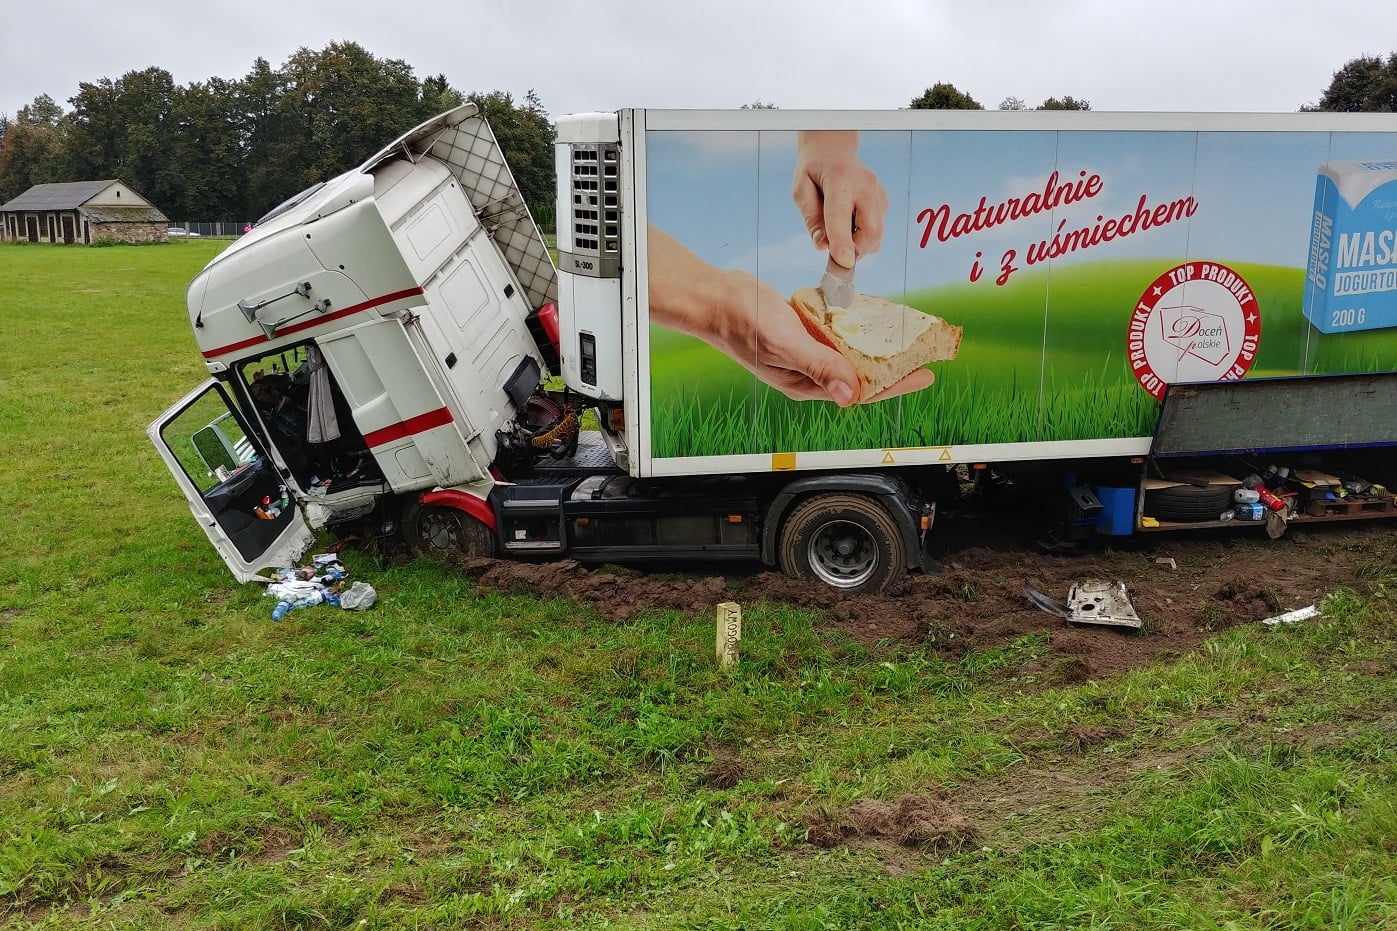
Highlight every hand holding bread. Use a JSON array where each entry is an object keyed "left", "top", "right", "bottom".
[
  {"left": 788, "top": 287, "right": 961, "bottom": 404},
  {"left": 648, "top": 228, "right": 860, "bottom": 406}
]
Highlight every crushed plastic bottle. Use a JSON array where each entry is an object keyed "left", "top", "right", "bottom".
[{"left": 271, "top": 600, "right": 292, "bottom": 621}]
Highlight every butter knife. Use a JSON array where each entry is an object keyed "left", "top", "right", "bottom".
[{"left": 820, "top": 254, "right": 856, "bottom": 309}]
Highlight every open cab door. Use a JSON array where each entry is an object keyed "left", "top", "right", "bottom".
[{"left": 148, "top": 379, "right": 314, "bottom": 582}]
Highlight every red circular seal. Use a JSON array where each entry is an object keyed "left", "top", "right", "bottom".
[{"left": 1127, "top": 261, "right": 1263, "bottom": 400}]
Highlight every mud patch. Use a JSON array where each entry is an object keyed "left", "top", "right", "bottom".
[
  {"left": 806, "top": 793, "right": 980, "bottom": 851},
  {"left": 700, "top": 741, "right": 746, "bottom": 790},
  {"left": 1206, "top": 581, "right": 1284, "bottom": 628},
  {"left": 454, "top": 524, "right": 1397, "bottom": 683},
  {"left": 1061, "top": 723, "right": 1125, "bottom": 752},
  {"left": 459, "top": 557, "right": 728, "bottom": 622}
]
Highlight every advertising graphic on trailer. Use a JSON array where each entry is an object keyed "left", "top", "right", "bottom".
[{"left": 642, "top": 125, "right": 1397, "bottom": 461}]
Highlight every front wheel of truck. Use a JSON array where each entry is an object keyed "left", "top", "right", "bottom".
[
  {"left": 406, "top": 504, "right": 497, "bottom": 559},
  {"left": 778, "top": 493, "right": 905, "bottom": 593}
]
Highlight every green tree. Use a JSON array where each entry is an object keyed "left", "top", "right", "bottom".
[
  {"left": 419, "top": 73, "right": 465, "bottom": 120},
  {"left": 1038, "top": 95, "right": 1091, "bottom": 111},
  {"left": 1307, "top": 53, "right": 1397, "bottom": 111},
  {"left": 272, "top": 42, "right": 424, "bottom": 194},
  {"left": 467, "top": 89, "right": 555, "bottom": 215},
  {"left": 18, "top": 94, "right": 64, "bottom": 127},
  {"left": 65, "top": 68, "right": 176, "bottom": 201},
  {"left": 160, "top": 78, "right": 244, "bottom": 219},
  {"left": 910, "top": 83, "right": 983, "bottom": 110},
  {"left": 0, "top": 95, "right": 70, "bottom": 203},
  {"left": 239, "top": 56, "right": 294, "bottom": 216}
]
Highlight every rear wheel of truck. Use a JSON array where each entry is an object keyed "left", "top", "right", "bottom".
[
  {"left": 779, "top": 493, "right": 905, "bottom": 593},
  {"left": 407, "top": 505, "right": 497, "bottom": 559}
]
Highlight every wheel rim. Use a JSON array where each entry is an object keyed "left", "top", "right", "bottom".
[
  {"left": 806, "top": 519, "right": 878, "bottom": 588},
  {"left": 418, "top": 509, "right": 463, "bottom": 554}
]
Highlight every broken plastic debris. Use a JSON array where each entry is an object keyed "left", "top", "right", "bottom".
[
  {"left": 339, "top": 581, "right": 377, "bottom": 610},
  {"left": 1261, "top": 604, "right": 1320, "bottom": 626},
  {"left": 1024, "top": 580, "right": 1142, "bottom": 630},
  {"left": 1023, "top": 582, "right": 1070, "bottom": 618},
  {"left": 1066, "top": 580, "right": 1142, "bottom": 630}
]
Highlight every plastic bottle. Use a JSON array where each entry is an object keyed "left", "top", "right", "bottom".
[{"left": 271, "top": 600, "right": 292, "bottom": 621}]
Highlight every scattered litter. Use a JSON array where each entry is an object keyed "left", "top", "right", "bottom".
[
  {"left": 339, "top": 581, "right": 378, "bottom": 611},
  {"left": 1154, "top": 557, "right": 1177, "bottom": 570},
  {"left": 1024, "top": 580, "right": 1142, "bottom": 630},
  {"left": 263, "top": 554, "right": 375, "bottom": 619},
  {"left": 1261, "top": 604, "right": 1321, "bottom": 626}
]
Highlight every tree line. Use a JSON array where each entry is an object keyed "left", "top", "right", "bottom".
[
  {"left": 0, "top": 42, "right": 554, "bottom": 223},
  {"left": 1, "top": 46, "right": 1391, "bottom": 224},
  {"left": 910, "top": 52, "right": 1397, "bottom": 113}
]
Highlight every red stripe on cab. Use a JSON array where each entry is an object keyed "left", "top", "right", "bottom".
[
  {"left": 202, "top": 287, "right": 425, "bottom": 359},
  {"left": 362, "top": 406, "right": 454, "bottom": 448}
]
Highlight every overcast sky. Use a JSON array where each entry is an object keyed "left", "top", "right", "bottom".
[{"left": 1, "top": 1, "right": 1392, "bottom": 120}]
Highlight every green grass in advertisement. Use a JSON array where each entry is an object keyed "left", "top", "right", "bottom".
[{"left": 650, "top": 259, "right": 1397, "bottom": 459}]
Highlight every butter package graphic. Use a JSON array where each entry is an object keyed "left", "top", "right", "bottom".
[{"left": 1304, "top": 160, "right": 1397, "bottom": 333}]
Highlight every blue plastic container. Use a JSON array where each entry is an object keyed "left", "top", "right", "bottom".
[{"left": 1094, "top": 486, "right": 1137, "bottom": 535}]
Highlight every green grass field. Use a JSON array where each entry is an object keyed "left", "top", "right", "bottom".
[{"left": 2, "top": 242, "right": 1397, "bottom": 928}]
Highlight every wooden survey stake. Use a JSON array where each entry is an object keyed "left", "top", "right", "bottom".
[{"left": 715, "top": 602, "right": 741, "bottom": 669}]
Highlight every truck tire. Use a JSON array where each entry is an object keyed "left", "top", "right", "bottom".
[
  {"left": 408, "top": 505, "right": 497, "bottom": 558},
  {"left": 1143, "top": 483, "right": 1237, "bottom": 522},
  {"left": 778, "top": 493, "right": 905, "bottom": 593}
]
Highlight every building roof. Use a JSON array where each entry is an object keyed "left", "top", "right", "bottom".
[
  {"left": 85, "top": 205, "right": 168, "bottom": 223},
  {"left": 0, "top": 180, "right": 120, "bottom": 211}
]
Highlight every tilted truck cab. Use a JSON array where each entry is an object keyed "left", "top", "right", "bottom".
[
  {"left": 153, "top": 106, "right": 1397, "bottom": 592},
  {"left": 149, "top": 104, "right": 558, "bottom": 581}
]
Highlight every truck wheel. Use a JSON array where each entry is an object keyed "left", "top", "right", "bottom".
[
  {"left": 779, "top": 493, "right": 905, "bottom": 593},
  {"left": 408, "top": 505, "right": 497, "bottom": 558}
]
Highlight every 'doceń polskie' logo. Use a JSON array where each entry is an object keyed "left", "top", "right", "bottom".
[{"left": 1127, "top": 261, "right": 1262, "bottom": 400}]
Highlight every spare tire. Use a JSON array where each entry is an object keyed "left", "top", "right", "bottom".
[{"left": 1144, "top": 483, "right": 1238, "bottom": 522}]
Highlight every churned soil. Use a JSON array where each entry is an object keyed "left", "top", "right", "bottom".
[{"left": 456, "top": 519, "right": 1396, "bottom": 680}]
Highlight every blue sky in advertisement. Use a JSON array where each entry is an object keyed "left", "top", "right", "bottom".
[{"left": 646, "top": 128, "right": 1397, "bottom": 304}]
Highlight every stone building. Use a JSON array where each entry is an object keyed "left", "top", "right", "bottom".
[{"left": 0, "top": 180, "right": 168, "bottom": 244}]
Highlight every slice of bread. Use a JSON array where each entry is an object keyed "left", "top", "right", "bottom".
[{"left": 789, "top": 287, "right": 961, "bottom": 402}]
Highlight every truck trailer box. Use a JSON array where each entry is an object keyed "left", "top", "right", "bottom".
[{"left": 553, "top": 109, "right": 1397, "bottom": 480}]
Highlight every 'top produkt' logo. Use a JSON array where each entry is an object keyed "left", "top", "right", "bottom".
[{"left": 1127, "top": 261, "right": 1262, "bottom": 399}]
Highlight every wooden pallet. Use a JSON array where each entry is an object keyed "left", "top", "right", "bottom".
[{"left": 1304, "top": 495, "right": 1395, "bottom": 517}]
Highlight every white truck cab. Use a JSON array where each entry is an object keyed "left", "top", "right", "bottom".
[{"left": 150, "top": 105, "right": 563, "bottom": 581}]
